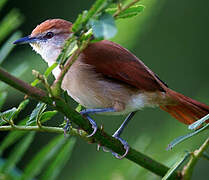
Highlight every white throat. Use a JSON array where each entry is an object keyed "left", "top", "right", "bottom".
[{"left": 30, "top": 42, "right": 62, "bottom": 77}]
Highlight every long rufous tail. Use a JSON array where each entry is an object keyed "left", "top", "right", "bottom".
[{"left": 160, "top": 89, "right": 209, "bottom": 125}]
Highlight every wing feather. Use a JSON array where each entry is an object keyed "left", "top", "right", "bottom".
[{"left": 82, "top": 40, "right": 166, "bottom": 92}]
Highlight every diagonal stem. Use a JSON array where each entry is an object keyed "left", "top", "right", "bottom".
[
  {"left": 114, "top": 0, "right": 141, "bottom": 18},
  {"left": 182, "top": 137, "right": 209, "bottom": 179}
]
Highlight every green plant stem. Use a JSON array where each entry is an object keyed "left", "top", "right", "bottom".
[
  {"left": 0, "top": 124, "right": 91, "bottom": 142},
  {"left": 52, "top": 48, "right": 81, "bottom": 94},
  {"left": 0, "top": 67, "right": 180, "bottom": 179},
  {"left": 182, "top": 137, "right": 209, "bottom": 180},
  {"left": 114, "top": 0, "right": 141, "bottom": 17}
]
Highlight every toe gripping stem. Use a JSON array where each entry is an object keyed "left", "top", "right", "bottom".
[
  {"left": 99, "top": 112, "right": 136, "bottom": 159},
  {"left": 80, "top": 108, "right": 115, "bottom": 137},
  {"left": 101, "top": 135, "right": 130, "bottom": 159}
]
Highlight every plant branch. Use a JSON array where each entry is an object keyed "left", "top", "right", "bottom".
[
  {"left": 0, "top": 67, "right": 180, "bottom": 179},
  {"left": 0, "top": 124, "right": 91, "bottom": 142},
  {"left": 114, "top": 0, "right": 141, "bottom": 18},
  {"left": 51, "top": 48, "right": 81, "bottom": 96},
  {"left": 182, "top": 137, "right": 209, "bottom": 179}
]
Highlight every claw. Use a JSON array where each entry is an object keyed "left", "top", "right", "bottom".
[
  {"left": 81, "top": 113, "right": 98, "bottom": 137},
  {"left": 93, "top": 111, "right": 134, "bottom": 159},
  {"left": 98, "top": 136, "right": 129, "bottom": 159},
  {"left": 86, "top": 122, "right": 97, "bottom": 137},
  {"left": 112, "top": 136, "right": 129, "bottom": 159},
  {"left": 80, "top": 108, "right": 115, "bottom": 137}
]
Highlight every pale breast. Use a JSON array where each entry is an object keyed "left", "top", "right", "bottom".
[{"left": 57, "top": 56, "right": 156, "bottom": 115}]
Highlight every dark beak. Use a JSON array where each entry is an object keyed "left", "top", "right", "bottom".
[{"left": 13, "top": 36, "right": 37, "bottom": 45}]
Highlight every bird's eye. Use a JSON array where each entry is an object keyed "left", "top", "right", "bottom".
[{"left": 44, "top": 32, "right": 54, "bottom": 39}]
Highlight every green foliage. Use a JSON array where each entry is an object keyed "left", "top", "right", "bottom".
[
  {"left": 106, "top": 5, "right": 144, "bottom": 19},
  {"left": 90, "top": 13, "right": 117, "bottom": 39},
  {"left": 72, "top": 0, "right": 111, "bottom": 33},
  {"left": 41, "top": 138, "right": 76, "bottom": 180},
  {"left": 56, "top": 37, "right": 77, "bottom": 65},
  {"left": 0, "top": 2, "right": 77, "bottom": 180},
  {"left": 162, "top": 152, "right": 190, "bottom": 180},
  {"left": 21, "top": 135, "right": 75, "bottom": 180},
  {"left": 0, "top": 91, "right": 7, "bottom": 110},
  {"left": 0, "top": 132, "right": 35, "bottom": 174},
  {"left": 31, "top": 62, "right": 58, "bottom": 87},
  {"left": 167, "top": 123, "right": 209, "bottom": 150},
  {"left": 0, "top": 9, "right": 23, "bottom": 43},
  {"left": 27, "top": 102, "right": 47, "bottom": 125},
  {"left": 0, "top": 117, "right": 29, "bottom": 156},
  {"left": 189, "top": 114, "right": 209, "bottom": 130},
  {"left": 0, "top": 0, "right": 7, "bottom": 11},
  {"left": 0, "top": 100, "right": 29, "bottom": 126},
  {"left": 0, "top": 108, "right": 17, "bottom": 125},
  {"left": 39, "top": 110, "right": 57, "bottom": 123},
  {"left": 0, "top": 32, "right": 22, "bottom": 65}
]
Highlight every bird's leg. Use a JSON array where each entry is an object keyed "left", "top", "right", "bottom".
[
  {"left": 102, "top": 111, "right": 137, "bottom": 159},
  {"left": 80, "top": 108, "right": 115, "bottom": 137}
]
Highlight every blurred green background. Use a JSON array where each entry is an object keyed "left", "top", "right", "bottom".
[{"left": 1, "top": 0, "right": 209, "bottom": 179}]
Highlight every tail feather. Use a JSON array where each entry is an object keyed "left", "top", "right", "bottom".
[{"left": 160, "top": 89, "right": 209, "bottom": 125}]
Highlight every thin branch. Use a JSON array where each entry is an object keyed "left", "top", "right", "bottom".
[
  {"left": 182, "top": 137, "right": 209, "bottom": 180},
  {"left": 0, "top": 67, "right": 180, "bottom": 179},
  {"left": 0, "top": 124, "right": 91, "bottom": 142},
  {"left": 114, "top": 0, "right": 141, "bottom": 18},
  {"left": 0, "top": 68, "right": 47, "bottom": 100},
  {"left": 51, "top": 48, "right": 81, "bottom": 95}
]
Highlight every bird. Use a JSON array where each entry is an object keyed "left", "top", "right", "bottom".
[{"left": 14, "top": 19, "right": 209, "bottom": 158}]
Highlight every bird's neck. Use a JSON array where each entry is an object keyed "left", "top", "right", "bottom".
[
  {"left": 30, "top": 43, "right": 62, "bottom": 77},
  {"left": 30, "top": 42, "right": 61, "bottom": 65},
  {"left": 31, "top": 44, "right": 61, "bottom": 77}
]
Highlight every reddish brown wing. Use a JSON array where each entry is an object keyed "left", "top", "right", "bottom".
[{"left": 82, "top": 40, "right": 165, "bottom": 92}]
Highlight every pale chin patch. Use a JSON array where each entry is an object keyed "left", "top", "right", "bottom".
[
  {"left": 30, "top": 42, "right": 61, "bottom": 65},
  {"left": 30, "top": 43, "right": 41, "bottom": 55},
  {"left": 30, "top": 42, "right": 61, "bottom": 78}
]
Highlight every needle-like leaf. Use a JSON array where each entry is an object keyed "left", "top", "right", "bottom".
[
  {"left": 0, "top": 132, "right": 35, "bottom": 173},
  {"left": 0, "top": 31, "right": 22, "bottom": 65},
  {"left": 188, "top": 114, "right": 209, "bottom": 130},
  {"left": 27, "top": 102, "right": 47, "bottom": 126},
  {"left": 167, "top": 123, "right": 209, "bottom": 150},
  {"left": 21, "top": 135, "right": 69, "bottom": 180},
  {"left": 162, "top": 152, "right": 190, "bottom": 180},
  {"left": 0, "top": 91, "right": 7, "bottom": 110},
  {"left": 41, "top": 138, "right": 76, "bottom": 180}
]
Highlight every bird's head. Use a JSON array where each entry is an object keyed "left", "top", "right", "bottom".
[{"left": 14, "top": 19, "right": 72, "bottom": 64}]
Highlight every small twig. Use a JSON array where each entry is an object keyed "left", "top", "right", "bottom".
[
  {"left": 114, "top": 0, "right": 141, "bottom": 18},
  {"left": 162, "top": 152, "right": 190, "bottom": 180},
  {"left": 0, "top": 124, "right": 92, "bottom": 142},
  {"left": 2, "top": 117, "right": 15, "bottom": 127},
  {"left": 182, "top": 137, "right": 209, "bottom": 180},
  {"left": 32, "top": 70, "right": 52, "bottom": 97}
]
